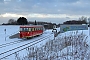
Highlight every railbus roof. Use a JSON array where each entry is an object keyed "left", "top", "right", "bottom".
[{"left": 20, "top": 25, "right": 43, "bottom": 28}]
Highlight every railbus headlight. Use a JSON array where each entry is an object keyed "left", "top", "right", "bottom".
[{"left": 28, "top": 32, "right": 29, "bottom": 34}]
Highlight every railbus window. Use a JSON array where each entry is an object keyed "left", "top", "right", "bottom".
[
  {"left": 32, "top": 28, "right": 34, "bottom": 31},
  {"left": 34, "top": 28, "right": 36, "bottom": 31},
  {"left": 35, "top": 28, "right": 37, "bottom": 31},
  {"left": 31, "top": 28, "right": 32, "bottom": 31},
  {"left": 39, "top": 28, "right": 40, "bottom": 30},
  {"left": 40, "top": 28, "right": 41, "bottom": 30},
  {"left": 38, "top": 28, "right": 39, "bottom": 30},
  {"left": 35, "top": 28, "right": 36, "bottom": 31},
  {"left": 40, "top": 27, "right": 42, "bottom": 30},
  {"left": 29, "top": 28, "right": 31, "bottom": 31},
  {"left": 24, "top": 28, "right": 29, "bottom": 31},
  {"left": 39, "top": 28, "right": 41, "bottom": 30},
  {"left": 37, "top": 28, "right": 39, "bottom": 30},
  {"left": 36, "top": 28, "right": 38, "bottom": 31}
]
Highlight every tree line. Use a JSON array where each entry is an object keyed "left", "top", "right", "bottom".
[
  {"left": 2, "top": 16, "right": 90, "bottom": 25},
  {"left": 2, "top": 17, "right": 28, "bottom": 25},
  {"left": 63, "top": 16, "right": 88, "bottom": 24},
  {"left": 2, "top": 17, "right": 54, "bottom": 25}
]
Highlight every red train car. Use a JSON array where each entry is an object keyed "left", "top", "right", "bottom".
[{"left": 19, "top": 25, "right": 43, "bottom": 39}]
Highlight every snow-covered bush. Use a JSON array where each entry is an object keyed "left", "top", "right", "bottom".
[{"left": 15, "top": 31, "right": 90, "bottom": 60}]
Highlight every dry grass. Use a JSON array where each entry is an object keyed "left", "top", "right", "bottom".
[{"left": 15, "top": 31, "right": 90, "bottom": 60}]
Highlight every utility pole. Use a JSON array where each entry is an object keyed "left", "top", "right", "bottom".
[
  {"left": 4, "top": 29, "right": 6, "bottom": 41},
  {"left": 52, "top": 29, "right": 57, "bottom": 40},
  {"left": 88, "top": 18, "right": 90, "bottom": 36}
]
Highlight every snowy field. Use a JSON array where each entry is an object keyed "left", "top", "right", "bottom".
[
  {"left": 0, "top": 25, "right": 54, "bottom": 60},
  {"left": 0, "top": 25, "right": 90, "bottom": 60},
  {"left": 0, "top": 25, "right": 20, "bottom": 43}
]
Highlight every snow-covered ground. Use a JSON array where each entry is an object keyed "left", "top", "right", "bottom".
[
  {"left": 0, "top": 25, "right": 90, "bottom": 60},
  {"left": 0, "top": 25, "right": 55, "bottom": 60},
  {"left": 0, "top": 25, "right": 20, "bottom": 43}
]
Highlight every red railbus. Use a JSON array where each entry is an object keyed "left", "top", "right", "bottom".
[{"left": 19, "top": 25, "right": 43, "bottom": 39}]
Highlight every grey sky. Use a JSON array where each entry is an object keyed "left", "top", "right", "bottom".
[{"left": 0, "top": 0, "right": 90, "bottom": 24}]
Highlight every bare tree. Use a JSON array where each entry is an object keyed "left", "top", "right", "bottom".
[
  {"left": 79, "top": 16, "right": 87, "bottom": 24},
  {"left": 8, "top": 19, "right": 15, "bottom": 24}
]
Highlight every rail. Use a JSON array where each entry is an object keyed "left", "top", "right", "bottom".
[
  {"left": 0, "top": 40, "right": 24, "bottom": 48},
  {"left": 0, "top": 34, "right": 52, "bottom": 60}
]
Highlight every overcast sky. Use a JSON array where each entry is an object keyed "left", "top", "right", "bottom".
[{"left": 0, "top": 0, "right": 90, "bottom": 24}]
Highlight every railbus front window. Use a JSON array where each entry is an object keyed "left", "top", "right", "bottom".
[
  {"left": 20, "top": 28, "right": 29, "bottom": 31},
  {"left": 20, "top": 28, "right": 24, "bottom": 31},
  {"left": 20, "top": 28, "right": 22, "bottom": 31}
]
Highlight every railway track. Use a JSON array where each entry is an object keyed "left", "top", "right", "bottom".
[
  {"left": 0, "top": 40, "right": 24, "bottom": 48},
  {"left": 0, "top": 34, "right": 45, "bottom": 48},
  {"left": 0, "top": 34, "right": 53, "bottom": 60},
  {"left": 0, "top": 29, "right": 59, "bottom": 49}
]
